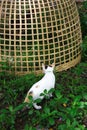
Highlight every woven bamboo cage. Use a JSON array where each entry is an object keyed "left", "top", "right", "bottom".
[{"left": 0, "top": 0, "right": 82, "bottom": 75}]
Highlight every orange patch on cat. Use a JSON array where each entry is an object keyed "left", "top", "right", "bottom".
[
  {"left": 24, "top": 91, "right": 33, "bottom": 103},
  {"left": 24, "top": 97, "right": 29, "bottom": 103}
]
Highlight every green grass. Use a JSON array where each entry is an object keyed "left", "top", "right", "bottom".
[{"left": 0, "top": 36, "right": 87, "bottom": 130}]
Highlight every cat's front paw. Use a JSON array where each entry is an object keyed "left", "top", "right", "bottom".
[{"left": 36, "top": 106, "right": 42, "bottom": 110}]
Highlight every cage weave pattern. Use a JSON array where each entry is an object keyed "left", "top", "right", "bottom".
[{"left": 0, "top": 0, "right": 82, "bottom": 75}]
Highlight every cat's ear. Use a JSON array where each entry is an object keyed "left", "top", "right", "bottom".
[
  {"left": 42, "top": 63, "right": 45, "bottom": 72},
  {"left": 51, "top": 63, "right": 55, "bottom": 69}
]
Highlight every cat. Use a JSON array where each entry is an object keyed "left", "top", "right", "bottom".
[{"left": 24, "top": 63, "right": 55, "bottom": 110}]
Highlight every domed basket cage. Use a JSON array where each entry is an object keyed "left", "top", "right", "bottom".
[{"left": 0, "top": 0, "right": 82, "bottom": 75}]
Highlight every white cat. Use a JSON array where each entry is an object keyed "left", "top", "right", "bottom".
[{"left": 24, "top": 63, "right": 55, "bottom": 109}]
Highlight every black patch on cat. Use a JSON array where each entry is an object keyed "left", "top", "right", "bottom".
[
  {"left": 45, "top": 65, "right": 52, "bottom": 69},
  {"left": 29, "top": 91, "right": 33, "bottom": 95},
  {"left": 45, "top": 65, "right": 48, "bottom": 69}
]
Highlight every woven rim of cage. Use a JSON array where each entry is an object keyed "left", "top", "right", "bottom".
[{"left": 0, "top": 0, "right": 82, "bottom": 75}]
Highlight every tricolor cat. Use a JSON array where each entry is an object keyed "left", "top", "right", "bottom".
[{"left": 24, "top": 63, "right": 55, "bottom": 109}]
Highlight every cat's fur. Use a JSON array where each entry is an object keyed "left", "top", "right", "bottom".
[{"left": 24, "top": 63, "right": 55, "bottom": 109}]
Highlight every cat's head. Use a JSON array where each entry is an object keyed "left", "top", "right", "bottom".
[{"left": 42, "top": 63, "right": 55, "bottom": 73}]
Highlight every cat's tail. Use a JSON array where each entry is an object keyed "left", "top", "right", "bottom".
[
  {"left": 19, "top": 91, "right": 33, "bottom": 112},
  {"left": 24, "top": 91, "right": 33, "bottom": 103}
]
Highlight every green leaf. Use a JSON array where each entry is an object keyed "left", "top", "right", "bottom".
[
  {"left": 44, "top": 89, "right": 48, "bottom": 94},
  {"left": 40, "top": 93, "right": 44, "bottom": 96},
  {"left": 14, "top": 104, "right": 25, "bottom": 112},
  {"left": 84, "top": 102, "right": 87, "bottom": 105},
  {"left": 66, "top": 119, "right": 70, "bottom": 127},
  {"left": 48, "top": 88, "right": 55, "bottom": 94},
  {"left": 49, "top": 117, "right": 55, "bottom": 126},
  {"left": 79, "top": 101, "right": 85, "bottom": 108},
  {"left": 51, "top": 110, "right": 58, "bottom": 115},
  {"left": 83, "top": 94, "right": 87, "bottom": 100},
  {"left": 24, "top": 124, "right": 35, "bottom": 130},
  {"left": 72, "top": 96, "right": 81, "bottom": 106},
  {"left": 8, "top": 106, "right": 13, "bottom": 112},
  {"left": 28, "top": 110, "right": 33, "bottom": 115},
  {"left": 34, "top": 98, "right": 42, "bottom": 103},
  {"left": 55, "top": 90, "right": 62, "bottom": 99},
  {"left": 44, "top": 107, "right": 50, "bottom": 114}
]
